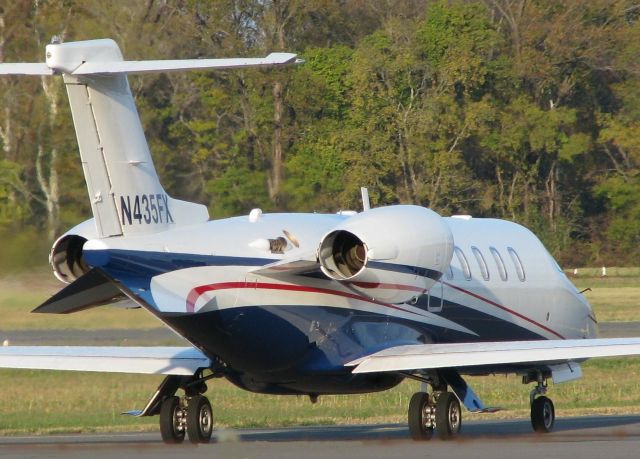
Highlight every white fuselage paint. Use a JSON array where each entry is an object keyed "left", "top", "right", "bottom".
[{"left": 81, "top": 211, "right": 596, "bottom": 344}]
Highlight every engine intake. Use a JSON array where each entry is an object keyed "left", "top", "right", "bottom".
[
  {"left": 318, "top": 205, "right": 453, "bottom": 303},
  {"left": 319, "top": 230, "right": 367, "bottom": 280},
  {"left": 50, "top": 234, "right": 90, "bottom": 283}
]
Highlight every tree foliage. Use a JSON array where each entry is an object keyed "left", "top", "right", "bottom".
[{"left": 1, "top": 0, "right": 640, "bottom": 266}]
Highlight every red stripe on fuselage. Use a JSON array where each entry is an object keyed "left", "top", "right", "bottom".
[
  {"left": 443, "top": 282, "right": 565, "bottom": 339},
  {"left": 186, "top": 280, "right": 564, "bottom": 339},
  {"left": 186, "top": 281, "right": 426, "bottom": 317}
]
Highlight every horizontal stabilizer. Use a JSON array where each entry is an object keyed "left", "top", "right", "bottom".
[
  {"left": 0, "top": 346, "right": 209, "bottom": 375},
  {"left": 32, "top": 268, "right": 126, "bottom": 314},
  {"left": 0, "top": 48, "right": 298, "bottom": 77},
  {"left": 347, "top": 338, "right": 640, "bottom": 374},
  {"left": 0, "top": 63, "right": 53, "bottom": 75},
  {"left": 73, "top": 53, "right": 299, "bottom": 75}
]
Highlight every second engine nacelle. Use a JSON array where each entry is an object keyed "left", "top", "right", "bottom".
[
  {"left": 318, "top": 205, "right": 453, "bottom": 303},
  {"left": 49, "top": 219, "right": 97, "bottom": 283}
]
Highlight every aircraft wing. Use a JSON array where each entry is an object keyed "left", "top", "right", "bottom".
[
  {"left": 347, "top": 338, "right": 640, "bottom": 374},
  {"left": 0, "top": 346, "right": 210, "bottom": 375},
  {"left": 249, "top": 252, "right": 323, "bottom": 278}
]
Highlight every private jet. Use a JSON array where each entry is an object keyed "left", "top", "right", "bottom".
[{"left": 1, "top": 38, "right": 640, "bottom": 444}]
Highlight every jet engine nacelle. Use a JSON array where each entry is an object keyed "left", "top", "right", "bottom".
[
  {"left": 49, "top": 219, "right": 97, "bottom": 283},
  {"left": 318, "top": 205, "right": 454, "bottom": 303}
]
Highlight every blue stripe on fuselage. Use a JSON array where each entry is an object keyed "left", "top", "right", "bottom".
[
  {"left": 83, "top": 248, "right": 443, "bottom": 290},
  {"left": 367, "top": 260, "right": 442, "bottom": 281}
]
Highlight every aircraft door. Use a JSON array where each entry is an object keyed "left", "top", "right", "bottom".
[{"left": 427, "top": 280, "right": 444, "bottom": 313}]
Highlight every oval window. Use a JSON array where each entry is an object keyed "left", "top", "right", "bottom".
[
  {"left": 507, "top": 247, "right": 526, "bottom": 282},
  {"left": 471, "top": 246, "right": 490, "bottom": 281},
  {"left": 490, "top": 247, "right": 508, "bottom": 281},
  {"left": 454, "top": 246, "right": 472, "bottom": 281}
]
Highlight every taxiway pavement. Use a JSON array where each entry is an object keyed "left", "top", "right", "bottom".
[
  {"left": 1, "top": 417, "right": 640, "bottom": 459},
  {"left": 1, "top": 324, "right": 639, "bottom": 458}
]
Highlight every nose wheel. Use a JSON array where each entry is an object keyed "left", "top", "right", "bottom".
[
  {"left": 527, "top": 372, "right": 555, "bottom": 433},
  {"left": 531, "top": 395, "right": 555, "bottom": 433}
]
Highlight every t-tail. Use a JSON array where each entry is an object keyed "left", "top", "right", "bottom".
[{"left": 0, "top": 38, "right": 299, "bottom": 237}]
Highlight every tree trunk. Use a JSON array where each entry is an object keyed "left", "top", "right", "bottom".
[
  {"left": 267, "top": 0, "right": 296, "bottom": 204},
  {"left": 269, "top": 79, "right": 284, "bottom": 201},
  {"left": 544, "top": 161, "right": 558, "bottom": 231},
  {"left": 37, "top": 75, "right": 61, "bottom": 240}
]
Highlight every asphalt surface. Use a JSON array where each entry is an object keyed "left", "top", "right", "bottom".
[{"left": 1, "top": 417, "right": 640, "bottom": 458}]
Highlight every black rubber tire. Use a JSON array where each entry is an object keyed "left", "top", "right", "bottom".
[
  {"left": 435, "top": 392, "right": 462, "bottom": 440},
  {"left": 531, "top": 396, "right": 555, "bottom": 433},
  {"left": 408, "top": 392, "right": 434, "bottom": 441},
  {"left": 159, "top": 396, "right": 185, "bottom": 444},
  {"left": 186, "top": 395, "right": 214, "bottom": 444}
]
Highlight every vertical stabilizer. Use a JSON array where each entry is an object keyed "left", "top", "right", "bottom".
[
  {"left": 0, "top": 38, "right": 299, "bottom": 238},
  {"left": 51, "top": 40, "right": 209, "bottom": 237}
]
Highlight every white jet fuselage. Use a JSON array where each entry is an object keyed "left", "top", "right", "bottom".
[{"left": 72, "top": 209, "right": 595, "bottom": 395}]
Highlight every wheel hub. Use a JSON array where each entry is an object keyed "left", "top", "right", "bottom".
[
  {"left": 174, "top": 406, "right": 186, "bottom": 433},
  {"left": 449, "top": 402, "right": 460, "bottom": 430},
  {"left": 421, "top": 403, "right": 436, "bottom": 430},
  {"left": 199, "top": 405, "right": 212, "bottom": 434}
]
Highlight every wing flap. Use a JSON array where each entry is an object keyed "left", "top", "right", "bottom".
[
  {"left": 347, "top": 338, "right": 640, "bottom": 374},
  {"left": 0, "top": 346, "right": 209, "bottom": 375}
]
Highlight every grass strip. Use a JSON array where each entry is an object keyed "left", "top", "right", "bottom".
[{"left": 1, "top": 357, "right": 640, "bottom": 434}]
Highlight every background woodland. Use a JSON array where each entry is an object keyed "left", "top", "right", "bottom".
[{"left": 1, "top": 0, "right": 640, "bottom": 268}]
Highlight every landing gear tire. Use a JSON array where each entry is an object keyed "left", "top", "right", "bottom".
[
  {"left": 186, "top": 395, "right": 213, "bottom": 444},
  {"left": 408, "top": 392, "right": 434, "bottom": 441},
  {"left": 159, "top": 396, "right": 186, "bottom": 444},
  {"left": 435, "top": 392, "right": 461, "bottom": 440},
  {"left": 531, "top": 395, "right": 555, "bottom": 433}
]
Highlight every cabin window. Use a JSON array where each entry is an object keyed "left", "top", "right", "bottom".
[
  {"left": 490, "top": 247, "right": 508, "bottom": 281},
  {"left": 454, "top": 246, "right": 472, "bottom": 280},
  {"left": 507, "top": 247, "right": 526, "bottom": 282},
  {"left": 471, "top": 246, "right": 490, "bottom": 281}
]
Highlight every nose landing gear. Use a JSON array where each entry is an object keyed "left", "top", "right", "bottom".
[{"left": 528, "top": 375, "right": 555, "bottom": 433}]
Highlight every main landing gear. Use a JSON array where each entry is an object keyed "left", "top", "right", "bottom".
[
  {"left": 132, "top": 371, "right": 218, "bottom": 444},
  {"left": 408, "top": 384, "right": 462, "bottom": 441},
  {"left": 159, "top": 393, "right": 213, "bottom": 444},
  {"left": 407, "top": 370, "right": 557, "bottom": 440}
]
